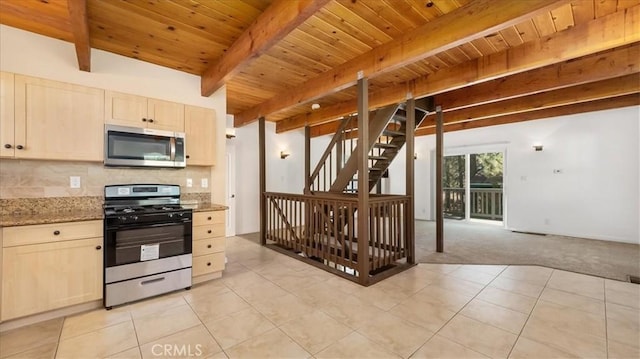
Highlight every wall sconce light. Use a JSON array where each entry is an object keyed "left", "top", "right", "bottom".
[
  {"left": 280, "top": 151, "right": 290, "bottom": 159},
  {"left": 533, "top": 144, "right": 544, "bottom": 151}
]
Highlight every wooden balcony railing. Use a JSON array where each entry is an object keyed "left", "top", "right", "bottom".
[
  {"left": 443, "top": 187, "right": 503, "bottom": 221},
  {"left": 265, "top": 192, "right": 413, "bottom": 285},
  {"left": 470, "top": 188, "right": 503, "bottom": 220}
]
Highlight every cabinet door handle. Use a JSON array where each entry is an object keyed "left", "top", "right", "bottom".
[
  {"left": 186, "top": 155, "right": 190, "bottom": 159},
  {"left": 96, "top": 245, "right": 102, "bottom": 250},
  {"left": 16, "top": 145, "right": 24, "bottom": 150},
  {"left": 207, "top": 216, "right": 212, "bottom": 220},
  {"left": 206, "top": 262, "right": 211, "bottom": 266},
  {"left": 207, "top": 230, "right": 212, "bottom": 234},
  {"left": 207, "top": 244, "right": 212, "bottom": 248},
  {"left": 148, "top": 119, "right": 154, "bottom": 123},
  {"left": 4, "top": 144, "right": 11, "bottom": 149},
  {"left": 53, "top": 230, "right": 60, "bottom": 235},
  {"left": 142, "top": 118, "right": 147, "bottom": 122}
]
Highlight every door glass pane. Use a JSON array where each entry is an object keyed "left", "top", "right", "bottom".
[
  {"left": 470, "top": 152, "right": 503, "bottom": 221},
  {"left": 443, "top": 155, "right": 466, "bottom": 219}
]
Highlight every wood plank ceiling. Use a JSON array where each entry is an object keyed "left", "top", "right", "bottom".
[{"left": 1, "top": 0, "right": 638, "bottom": 136}]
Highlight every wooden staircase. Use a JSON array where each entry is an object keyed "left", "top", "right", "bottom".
[
  {"left": 327, "top": 102, "right": 430, "bottom": 194},
  {"left": 264, "top": 97, "right": 433, "bottom": 286}
]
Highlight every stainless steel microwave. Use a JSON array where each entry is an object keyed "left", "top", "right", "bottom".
[{"left": 104, "top": 125, "right": 186, "bottom": 168}]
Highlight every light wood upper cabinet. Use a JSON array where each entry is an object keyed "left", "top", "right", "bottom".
[
  {"left": 1, "top": 237, "right": 103, "bottom": 321},
  {"left": 148, "top": 98, "right": 185, "bottom": 132},
  {"left": 105, "top": 91, "right": 185, "bottom": 132},
  {"left": 11, "top": 75, "right": 104, "bottom": 161},
  {"left": 104, "top": 91, "right": 147, "bottom": 127},
  {"left": 0, "top": 72, "right": 15, "bottom": 158},
  {"left": 184, "top": 105, "right": 216, "bottom": 166}
]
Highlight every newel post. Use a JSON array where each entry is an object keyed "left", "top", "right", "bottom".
[{"left": 356, "top": 75, "right": 370, "bottom": 285}]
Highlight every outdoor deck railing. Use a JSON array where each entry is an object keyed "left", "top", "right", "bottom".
[{"left": 443, "top": 187, "right": 503, "bottom": 220}]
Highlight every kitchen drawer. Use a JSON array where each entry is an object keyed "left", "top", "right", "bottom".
[
  {"left": 2, "top": 220, "right": 103, "bottom": 247},
  {"left": 192, "top": 252, "right": 225, "bottom": 277},
  {"left": 192, "top": 224, "right": 224, "bottom": 240},
  {"left": 193, "top": 237, "right": 225, "bottom": 256},
  {"left": 193, "top": 211, "right": 224, "bottom": 226}
]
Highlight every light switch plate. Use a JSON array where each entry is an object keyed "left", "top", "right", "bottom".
[
  {"left": 70, "top": 176, "right": 81, "bottom": 188},
  {"left": 186, "top": 178, "right": 193, "bottom": 187},
  {"left": 201, "top": 178, "right": 208, "bottom": 188}
]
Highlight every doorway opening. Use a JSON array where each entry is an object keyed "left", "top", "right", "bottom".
[{"left": 443, "top": 152, "right": 504, "bottom": 223}]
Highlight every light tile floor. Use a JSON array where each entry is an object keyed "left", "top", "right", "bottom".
[{"left": 1, "top": 236, "right": 639, "bottom": 359}]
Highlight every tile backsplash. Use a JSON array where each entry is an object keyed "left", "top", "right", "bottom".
[{"left": 0, "top": 159, "right": 212, "bottom": 199}]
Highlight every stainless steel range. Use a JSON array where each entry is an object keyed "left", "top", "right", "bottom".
[{"left": 103, "top": 184, "right": 192, "bottom": 309}]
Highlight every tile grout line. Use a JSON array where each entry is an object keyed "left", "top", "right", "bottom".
[
  {"left": 220, "top": 261, "right": 315, "bottom": 356},
  {"left": 127, "top": 309, "right": 143, "bottom": 357},
  {"left": 182, "top": 293, "right": 228, "bottom": 358},
  {"left": 504, "top": 268, "right": 554, "bottom": 358},
  {"left": 405, "top": 264, "right": 509, "bottom": 358},
  {"left": 253, "top": 260, "right": 346, "bottom": 358}
]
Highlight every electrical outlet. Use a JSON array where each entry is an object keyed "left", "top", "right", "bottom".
[
  {"left": 186, "top": 178, "right": 193, "bottom": 187},
  {"left": 201, "top": 178, "right": 208, "bottom": 188},
  {"left": 69, "top": 176, "right": 81, "bottom": 188}
]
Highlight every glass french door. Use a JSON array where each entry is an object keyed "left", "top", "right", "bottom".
[{"left": 443, "top": 152, "right": 504, "bottom": 222}]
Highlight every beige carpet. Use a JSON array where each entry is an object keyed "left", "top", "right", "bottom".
[{"left": 416, "top": 219, "right": 640, "bottom": 282}]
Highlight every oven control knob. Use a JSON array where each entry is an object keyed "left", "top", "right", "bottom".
[
  {"left": 132, "top": 216, "right": 139, "bottom": 221},
  {"left": 118, "top": 216, "right": 127, "bottom": 222},
  {"left": 168, "top": 213, "right": 174, "bottom": 218}
]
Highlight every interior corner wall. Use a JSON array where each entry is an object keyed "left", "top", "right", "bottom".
[
  {"left": 0, "top": 25, "right": 227, "bottom": 204},
  {"left": 234, "top": 122, "right": 306, "bottom": 235},
  {"left": 396, "top": 106, "right": 639, "bottom": 244}
]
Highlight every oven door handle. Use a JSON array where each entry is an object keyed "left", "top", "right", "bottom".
[{"left": 106, "top": 220, "right": 191, "bottom": 231}]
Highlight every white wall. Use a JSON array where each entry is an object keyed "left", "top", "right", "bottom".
[
  {"left": 233, "top": 121, "right": 307, "bottom": 234},
  {"left": 0, "top": 25, "right": 227, "bottom": 204},
  {"left": 397, "top": 106, "right": 639, "bottom": 244}
]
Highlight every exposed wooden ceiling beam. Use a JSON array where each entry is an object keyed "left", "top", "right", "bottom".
[
  {"left": 414, "top": 95, "right": 640, "bottom": 136},
  {"left": 234, "top": 0, "right": 569, "bottom": 127},
  {"left": 433, "top": 45, "right": 640, "bottom": 111},
  {"left": 277, "top": 6, "right": 640, "bottom": 133},
  {"left": 312, "top": 94, "right": 640, "bottom": 139},
  {"left": 67, "top": 0, "right": 91, "bottom": 72},
  {"left": 418, "top": 74, "right": 639, "bottom": 127},
  {"left": 200, "top": 0, "right": 331, "bottom": 97},
  {"left": 289, "top": 44, "right": 640, "bottom": 134}
]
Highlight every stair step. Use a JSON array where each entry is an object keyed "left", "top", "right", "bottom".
[
  {"left": 373, "top": 143, "right": 399, "bottom": 149},
  {"left": 392, "top": 114, "right": 407, "bottom": 122},
  {"left": 383, "top": 129, "right": 405, "bottom": 137},
  {"left": 368, "top": 155, "right": 389, "bottom": 160}
]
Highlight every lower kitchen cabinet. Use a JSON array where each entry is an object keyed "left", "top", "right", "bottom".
[
  {"left": 1, "top": 221, "right": 103, "bottom": 321},
  {"left": 192, "top": 210, "right": 225, "bottom": 283}
]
